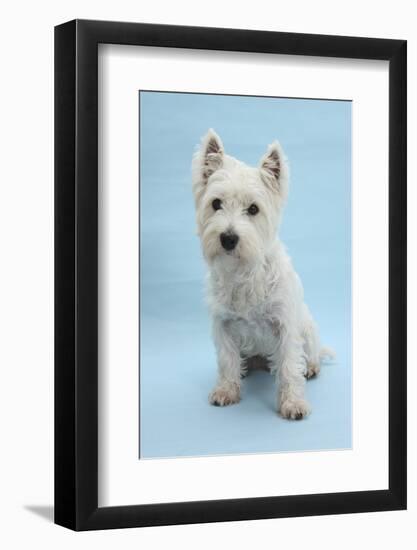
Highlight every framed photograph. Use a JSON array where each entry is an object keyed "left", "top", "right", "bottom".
[{"left": 55, "top": 19, "right": 407, "bottom": 531}]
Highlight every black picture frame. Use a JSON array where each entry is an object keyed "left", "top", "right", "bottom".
[{"left": 55, "top": 19, "right": 407, "bottom": 531}]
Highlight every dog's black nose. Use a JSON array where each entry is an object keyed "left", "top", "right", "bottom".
[{"left": 220, "top": 232, "right": 239, "bottom": 251}]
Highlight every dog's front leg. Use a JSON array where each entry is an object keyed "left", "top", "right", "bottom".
[
  {"left": 209, "top": 318, "right": 241, "bottom": 406},
  {"left": 272, "top": 321, "right": 311, "bottom": 420}
]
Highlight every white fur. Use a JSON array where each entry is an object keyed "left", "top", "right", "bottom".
[{"left": 192, "top": 129, "right": 330, "bottom": 419}]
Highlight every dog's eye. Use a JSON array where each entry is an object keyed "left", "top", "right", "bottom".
[
  {"left": 247, "top": 203, "right": 259, "bottom": 216},
  {"left": 212, "top": 198, "right": 222, "bottom": 211}
]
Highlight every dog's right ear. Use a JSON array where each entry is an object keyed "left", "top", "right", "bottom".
[
  {"left": 195, "top": 129, "right": 224, "bottom": 185},
  {"left": 192, "top": 129, "right": 224, "bottom": 204}
]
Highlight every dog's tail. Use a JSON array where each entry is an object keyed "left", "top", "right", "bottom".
[{"left": 319, "top": 346, "right": 336, "bottom": 362}]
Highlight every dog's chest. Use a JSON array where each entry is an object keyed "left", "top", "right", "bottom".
[
  {"left": 210, "top": 278, "right": 280, "bottom": 355},
  {"left": 228, "top": 313, "right": 278, "bottom": 356},
  {"left": 210, "top": 271, "right": 270, "bottom": 317}
]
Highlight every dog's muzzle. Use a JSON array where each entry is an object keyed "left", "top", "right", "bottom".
[{"left": 220, "top": 232, "right": 239, "bottom": 251}]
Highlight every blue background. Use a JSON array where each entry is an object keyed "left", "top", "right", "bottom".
[{"left": 139, "top": 91, "right": 351, "bottom": 459}]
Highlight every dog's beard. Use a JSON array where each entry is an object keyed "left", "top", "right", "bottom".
[{"left": 200, "top": 225, "right": 265, "bottom": 267}]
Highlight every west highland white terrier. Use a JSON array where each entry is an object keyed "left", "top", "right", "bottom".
[{"left": 192, "top": 129, "right": 331, "bottom": 420}]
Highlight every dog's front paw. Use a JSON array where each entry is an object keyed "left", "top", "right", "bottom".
[
  {"left": 279, "top": 398, "right": 311, "bottom": 420},
  {"left": 209, "top": 384, "right": 240, "bottom": 406}
]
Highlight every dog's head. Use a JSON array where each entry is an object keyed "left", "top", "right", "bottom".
[{"left": 192, "top": 129, "right": 289, "bottom": 267}]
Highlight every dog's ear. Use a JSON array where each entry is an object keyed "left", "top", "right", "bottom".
[
  {"left": 199, "top": 129, "right": 224, "bottom": 183},
  {"left": 192, "top": 129, "right": 225, "bottom": 203},
  {"left": 259, "top": 141, "right": 289, "bottom": 199}
]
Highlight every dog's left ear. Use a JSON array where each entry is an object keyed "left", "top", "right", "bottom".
[{"left": 259, "top": 141, "right": 289, "bottom": 200}]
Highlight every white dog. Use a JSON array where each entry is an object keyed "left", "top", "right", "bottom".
[{"left": 192, "top": 129, "right": 331, "bottom": 420}]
